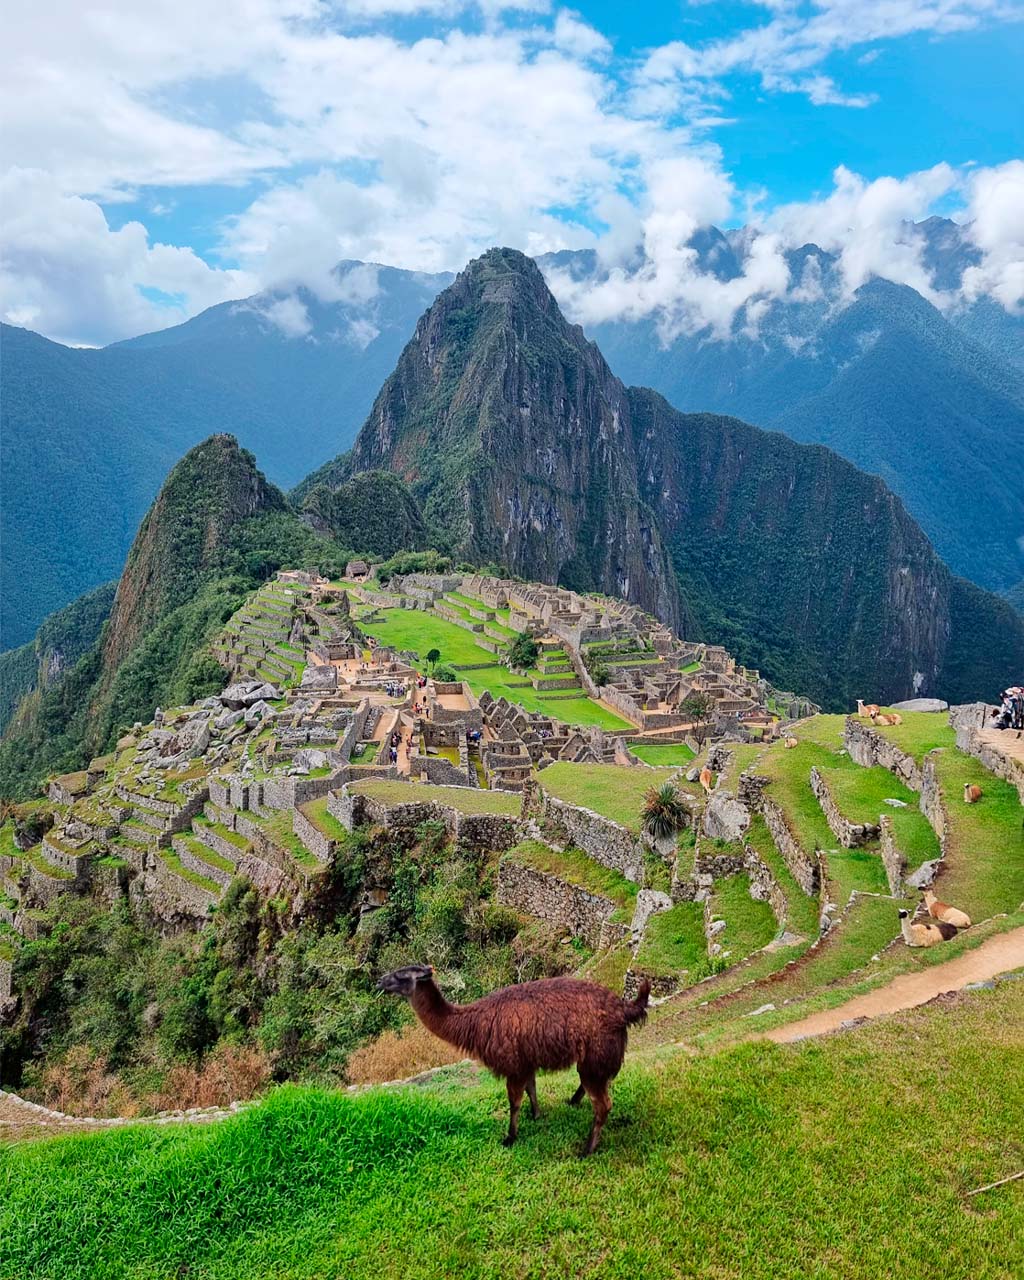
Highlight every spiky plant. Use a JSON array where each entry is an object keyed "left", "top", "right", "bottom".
[{"left": 642, "top": 782, "right": 689, "bottom": 841}]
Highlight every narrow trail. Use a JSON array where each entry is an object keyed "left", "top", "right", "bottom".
[{"left": 763, "top": 925, "right": 1024, "bottom": 1043}]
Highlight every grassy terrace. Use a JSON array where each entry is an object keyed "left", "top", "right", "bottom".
[
  {"left": 356, "top": 607, "right": 631, "bottom": 730},
  {"left": 744, "top": 815, "right": 820, "bottom": 939},
  {"left": 158, "top": 847, "right": 219, "bottom": 895},
  {"left": 538, "top": 762, "right": 677, "bottom": 830},
  {"left": 301, "top": 797, "right": 349, "bottom": 843},
  {"left": 348, "top": 779, "right": 520, "bottom": 816},
  {"left": 629, "top": 742, "right": 695, "bottom": 766},
  {"left": 634, "top": 901, "right": 707, "bottom": 976},
  {"left": 710, "top": 874, "right": 778, "bottom": 959},
  {"left": 504, "top": 840, "right": 638, "bottom": 917},
  {"left": 862, "top": 710, "right": 957, "bottom": 761},
  {"left": 6, "top": 982, "right": 1024, "bottom": 1280},
  {"left": 177, "top": 834, "right": 234, "bottom": 876},
  {"left": 248, "top": 810, "right": 321, "bottom": 871},
  {"left": 929, "top": 750, "right": 1024, "bottom": 920}
]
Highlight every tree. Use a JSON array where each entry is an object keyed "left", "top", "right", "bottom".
[
  {"left": 680, "top": 691, "right": 714, "bottom": 749},
  {"left": 505, "top": 633, "right": 539, "bottom": 671},
  {"left": 590, "top": 661, "right": 610, "bottom": 688},
  {"left": 642, "top": 783, "right": 689, "bottom": 842},
  {"left": 425, "top": 648, "right": 441, "bottom": 669}
]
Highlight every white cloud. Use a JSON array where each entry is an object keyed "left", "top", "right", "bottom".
[
  {"left": 0, "top": 169, "right": 256, "bottom": 346},
  {"left": 635, "top": 1, "right": 1017, "bottom": 110},
  {"left": 961, "top": 160, "right": 1024, "bottom": 312},
  {"left": 253, "top": 294, "right": 314, "bottom": 337},
  {"left": 0, "top": 0, "right": 1021, "bottom": 347}
]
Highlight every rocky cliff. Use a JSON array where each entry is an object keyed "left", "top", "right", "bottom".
[{"left": 341, "top": 248, "right": 681, "bottom": 628}]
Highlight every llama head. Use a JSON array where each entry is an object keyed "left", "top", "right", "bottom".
[
  {"left": 898, "top": 909, "right": 910, "bottom": 919},
  {"left": 377, "top": 963, "right": 434, "bottom": 997}
]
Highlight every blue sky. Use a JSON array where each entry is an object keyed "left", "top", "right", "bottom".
[{"left": 3, "top": 1, "right": 1023, "bottom": 345}]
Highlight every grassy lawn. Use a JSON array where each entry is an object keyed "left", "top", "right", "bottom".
[
  {"left": 158, "top": 847, "right": 219, "bottom": 895},
  {"left": 6, "top": 982, "right": 1024, "bottom": 1279},
  {"left": 633, "top": 901, "right": 707, "bottom": 976},
  {"left": 709, "top": 874, "right": 778, "bottom": 959},
  {"left": 349, "top": 779, "right": 520, "bottom": 816},
  {"left": 356, "top": 608, "right": 631, "bottom": 730},
  {"left": 254, "top": 809, "right": 322, "bottom": 871},
  {"left": 505, "top": 840, "right": 638, "bottom": 914},
  {"left": 538, "top": 762, "right": 678, "bottom": 830},
  {"left": 356, "top": 608, "right": 492, "bottom": 666},
  {"left": 629, "top": 742, "right": 695, "bottom": 766},
  {"left": 820, "top": 762, "right": 939, "bottom": 869},
  {"left": 929, "top": 750, "right": 1024, "bottom": 921}
]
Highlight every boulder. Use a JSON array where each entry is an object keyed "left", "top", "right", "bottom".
[
  {"left": 890, "top": 698, "right": 948, "bottom": 712},
  {"left": 702, "top": 790, "right": 750, "bottom": 843},
  {"left": 220, "top": 681, "right": 282, "bottom": 710},
  {"left": 170, "top": 717, "right": 211, "bottom": 758},
  {"left": 905, "top": 859, "right": 941, "bottom": 889},
  {"left": 244, "top": 700, "right": 273, "bottom": 725},
  {"left": 215, "top": 709, "right": 245, "bottom": 732}
]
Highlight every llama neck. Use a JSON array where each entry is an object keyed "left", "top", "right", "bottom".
[
  {"left": 409, "top": 981, "right": 470, "bottom": 1051},
  {"left": 900, "top": 916, "right": 914, "bottom": 945}
]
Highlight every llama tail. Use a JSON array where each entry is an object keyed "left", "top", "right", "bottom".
[{"left": 624, "top": 979, "right": 651, "bottom": 1026}]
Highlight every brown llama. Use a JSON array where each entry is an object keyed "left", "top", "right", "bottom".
[{"left": 377, "top": 964, "right": 650, "bottom": 1155}]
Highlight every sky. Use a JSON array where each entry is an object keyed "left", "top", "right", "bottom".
[{"left": 2, "top": 0, "right": 1023, "bottom": 346}]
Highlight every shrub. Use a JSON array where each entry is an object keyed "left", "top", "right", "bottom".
[
  {"left": 642, "top": 782, "right": 689, "bottom": 841},
  {"left": 344, "top": 1020, "right": 464, "bottom": 1085},
  {"left": 505, "top": 633, "right": 539, "bottom": 671}
]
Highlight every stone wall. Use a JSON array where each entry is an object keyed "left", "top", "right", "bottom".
[
  {"left": 760, "top": 794, "right": 821, "bottom": 897},
  {"left": 878, "top": 814, "right": 905, "bottom": 895},
  {"left": 919, "top": 755, "right": 946, "bottom": 845},
  {"left": 842, "top": 717, "right": 922, "bottom": 790},
  {"left": 332, "top": 787, "right": 520, "bottom": 853},
  {"left": 496, "top": 859, "right": 628, "bottom": 949},
  {"left": 950, "top": 703, "right": 1024, "bottom": 803},
  {"left": 809, "top": 766, "right": 880, "bottom": 847},
  {"left": 540, "top": 795, "right": 645, "bottom": 882},
  {"left": 292, "top": 807, "right": 336, "bottom": 865},
  {"left": 0, "top": 958, "right": 12, "bottom": 1000}
]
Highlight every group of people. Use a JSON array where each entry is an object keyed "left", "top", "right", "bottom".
[
  {"left": 992, "top": 686, "right": 1024, "bottom": 731},
  {"left": 465, "top": 728, "right": 482, "bottom": 744},
  {"left": 384, "top": 681, "right": 407, "bottom": 699},
  {"left": 387, "top": 730, "right": 404, "bottom": 765}
]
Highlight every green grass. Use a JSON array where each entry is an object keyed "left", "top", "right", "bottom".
[
  {"left": 177, "top": 834, "right": 234, "bottom": 876},
  {"left": 249, "top": 810, "right": 321, "bottom": 871},
  {"left": 158, "top": 848, "right": 220, "bottom": 895},
  {"left": 301, "top": 797, "right": 349, "bottom": 843},
  {"left": 505, "top": 840, "right": 638, "bottom": 913},
  {"left": 5, "top": 979, "right": 1024, "bottom": 1278},
  {"left": 709, "top": 874, "right": 778, "bottom": 959},
  {"left": 866, "top": 710, "right": 956, "bottom": 762},
  {"left": 194, "top": 817, "right": 250, "bottom": 852},
  {"left": 629, "top": 743, "right": 695, "bottom": 766},
  {"left": 349, "top": 779, "right": 520, "bottom": 816},
  {"left": 357, "top": 608, "right": 631, "bottom": 730},
  {"left": 743, "top": 816, "right": 820, "bottom": 939},
  {"left": 633, "top": 901, "right": 707, "bottom": 976},
  {"left": 538, "top": 762, "right": 678, "bottom": 830},
  {"left": 929, "top": 750, "right": 1024, "bottom": 920}
]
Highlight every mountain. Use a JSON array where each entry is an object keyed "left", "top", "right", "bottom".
[
  {"left": 0, "top": 264, "right": 449, "bottom": 647},
  {"left": 0, "top": 581, "right": 115, "bottom": 737},
  {"left": 4, "top": 219, "right": 1022, "bottom": 648},
  {"left": 310, "top": 247, "right": 1024, "bottom": 708},
  {"left": 547, "top": 227, "right": 1024, "bottom": 597},
  {"left": 0, "top": 436, "right": 350, "bottom": 799},
  {"left": 333, "top": 247, "right": 680, "bottom": 627}
]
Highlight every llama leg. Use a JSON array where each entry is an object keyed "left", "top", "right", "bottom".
[
  {"left": 525, "top": 1074, "right": 540, "bottom": 1120},
  {"left": 502, "top": 1078, "right": 526, "bottom": 1148},
  {"left": 580, "top": 1082, "right": 612, "bottom": 1157},
  {"left": 568, "top": 1077, "right": 586, "bottom": 1107}
]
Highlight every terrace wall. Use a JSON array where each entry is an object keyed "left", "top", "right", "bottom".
[
  {"left": 759, "top": 794, "right": 821, "bottom": 898},
  {"left": 842, "top": 717, "right": 922, "bottom": 790},
  {"left": 496, "top": 859, "right": 628, "bottom": 949},
  {"left": 878, "top": 815, "right": 906, "bottom": 895},
  {"left": 809, "top": 766, "right": 880, "bottom": 847},
  {"left": 331, "top": 787, "right": 520, "bottom": 853},
  {"left": 539, "top": 795, "right": 645, "bottom": 882}
]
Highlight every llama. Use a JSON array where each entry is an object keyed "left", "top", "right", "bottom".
[
  {"left": 377, "top": 964, "right": 650, "bottom": 1155},
  {"left": 872, "top": 712, "right": 903, "bottom": 727},
  {"left": 856, "top": 700, "right": 880, "bottom": 718},
  {"left": 923, "top": 890, "right": 972, "bottom": 929},
  {"left": 784, "top": 736, "right": 799, "bottom": 749},
  {"left": 963, "top": 783, "right": 983, "bottom": 804},
  {"left": 699, "top": 766, "right": 714, "bottom": 794},
  {"left": 898, "top": 908, "right": 956, "bottom": 947}
]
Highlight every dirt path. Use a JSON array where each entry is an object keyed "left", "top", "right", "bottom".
[{"left": 764, "top": 926, "right": 1024, "bottom": 1043}]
